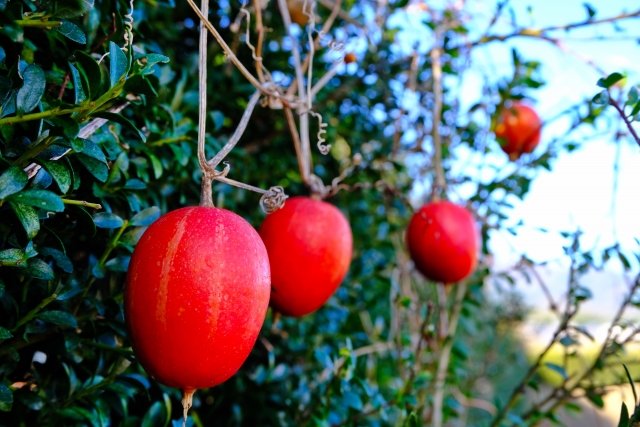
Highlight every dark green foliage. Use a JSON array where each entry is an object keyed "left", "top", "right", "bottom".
[{"left": 0, "top": 0, "right": 634, "bottom": 426}]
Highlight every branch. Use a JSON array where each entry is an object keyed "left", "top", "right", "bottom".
[
  {"left": 469, "top": 8, "right": 640, "bottom": 48},
  {"left": 432, "top": 281, "right": 467, "bottom": 427},
  {"left": 610, "top": 98, "right": 640, "bottom": 147}
]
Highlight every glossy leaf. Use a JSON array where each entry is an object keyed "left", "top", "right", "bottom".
[
  {"left": 0, "top": 166, "right": 28, "bottom": 200},
  {"left": 9, "top": 201, "right": 40, "bottom": 239},
  {"left": 8, "top": 190, "right": 65, "bottom": 212},
  {"left": 16, "top": 65, "right": 45, "bottom": 114},
  {"left": 38, "top": 310, "right": 78, "bottom": 328},
  {"left": 109, "top": 41, "right": 128, "bottom": 87},
  {"left": 38, "top": 160, "right": 71, "bottom": 194},
  {"left": 54, "top": 20, "right": 87, "bottom": 44},
  {"left": 93, "top": 212, "right": 124, "bottom": 229}
]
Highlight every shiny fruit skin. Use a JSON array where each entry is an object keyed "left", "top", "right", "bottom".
[
  {"left": 259, "top": 197, "right": 352, "bottom": 317},
  {"left": 125, "top": 206, "right": 270, "bottom": 391},
  {"left": 406, "top": 201, "right": 478, "bottom": 283},
  {"left": 495, "top": 102, "right": 542, "bottom": 161}
]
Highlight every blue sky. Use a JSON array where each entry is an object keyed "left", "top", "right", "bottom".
[{"left": 388, "top": 0, "right": 640, "bottom": 325}]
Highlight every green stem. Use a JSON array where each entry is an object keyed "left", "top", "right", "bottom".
[
  {"left": 61, "top": 199, "right": 103, "bottom": 210},
  {"left": 82, "top": 340, "right": 135, "bottom": 361},
  {"left": 13, "top": 136, "right": 57, "bottom": 168},
  {"left": 0, "top": 107, "right": 83, "bottom": 126},
  {"left": 0, "top": 79, "right": 126, "bottom": 127},
  {"left": 148, "top": 135, "right": 192, "bottom": 147},
  {"left": 0, "top": 293, "right": 58, "bottom": 345},
  {"left": 74, "top": 220, "right": 129, "bottom": 314},
  {"left": 14, "top": 20, "right": 62, "bottom": 28},
  {"left": 98, "top": 220, "right": 128, "bottom": 266}
]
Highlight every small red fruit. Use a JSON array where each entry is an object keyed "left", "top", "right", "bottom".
[
  {"left": 287, "top": 0, "right": 310, "bottom": 26},
  {"left": 125, "top": 207, "right": 270, "bottom": 403},
  {"left": 494, "top": 101, "right": 542, "bottom": 161},
  {"left": 406, "top": 201, "right": 478, "bottom": 283},
  {"left": 344, "top": 53, "right": 357, "bottom": 64},
  {"left": 259, "top": 197, "right": 352, "bottom": 317}
]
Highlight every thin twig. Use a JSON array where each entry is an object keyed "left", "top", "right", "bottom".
[
  {"left": 432, "top": 281, "right": 467, "bottom": 427},
  {"left": 610, "top": 98, "right": 640, "bottom": 147}
]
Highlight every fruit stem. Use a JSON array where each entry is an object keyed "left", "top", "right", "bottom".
[
  {"left": 431, "top": 26, "right": 447, "bottom": 200},
  {"left": 196, "top": 0, "right": 213, "bottom": 208},
  {"left": 182, "top": 389, "right": 195, "bottom": 427}
]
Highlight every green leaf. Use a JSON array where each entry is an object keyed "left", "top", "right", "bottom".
[
  {"left": 139, "top": 53, "right": 170, "bottom": 73},
  {"left": 39, "top": 247, "right": 73, "bottom": 273},
  {"left": 342, "top": 391, "right": 363, "bottom": 410},
  {"left": 583, "top": 3, "right": 596, "bottom": 19},
  {"left": 142, "top": 401, "right": 164, "bottom": 427},
  {"left": 124, "top": 74, "right": 158, "bottom": 97},
  {"left": 0, "top": 384, "right": 12, "bottom": 412},
  {"left": 38, "top": 160, "right": 71, "bottom": 194},
  {"left": 109, "top": 41, "right": 128, "bottom": 88},
  {"left": 105, "top": 256, "right": 130, "bottom": 272},
  {"left": 623, "top": 364, "right": 637, "bottom": 405},
  {"left": 618, "top": 403, "right": 630, "bottom": 427},
  {"left": 9, "top": 201, "right": 40, "bottom": 239},
  {"left": 16, "top": 65, "right": 45, "bottom": 114},
  {"left": 49, "top": 115, "right": 80, "bottom": 140},
  {"left": 588, "top": 394, "right": 605, "bottom": 408},
  {"left": 75, "top": 51, "right": 101, "bottom": 98},
  {"left": 592, "top": 90, "right": 609, "bottom": 105},
  {"left": 56, "top": 280, "right": 82, "bottom": 300},
  {"left": 80, "top": 139, "right": 107, "bottom": 163},
  {"left": 38, "top": 310, "right": 77, "bottom": 328},
  {"left": 91, "top": 111, "right": 146, "bottom": 142},
  {"left": 52, "top": 0, "right": 94, "bottom": 19},
  {"left": 124, "top": 179, "right": 146, "bottom": 190},
  {"left": 0, "top": 166, "right": 28, "bottom": 200},
  {"left": 0, "top": 326, "right": 12, "bottom": 339},
  {"left": 8, "top": 190, "right": 65, "bottom": 212},
  {"left": 0, "top": 248, "right": 28, "bottom": 266},
  {"left": 130, "top": 206, "right": 160, "bottom": 226},
  {"left": 597, "top": 72, "right": 624, "bottom": 89},
  {"left": 54, "top": 20, "right": 86, "bottom": 44},
  {"left": 93, "top": 212, "right": 124, "bottom": 229},
  {"left": 76, "top": 153, "right": 108, "bottom": 182},
  {"left": 68, "top": 62, "right": 86, "bottom": 103},
  {"left": 544, "top": 362, "right": 568, "bottom": 380},
  {"left": 24, "top": 258, "right": 55, "bottom": 280}
]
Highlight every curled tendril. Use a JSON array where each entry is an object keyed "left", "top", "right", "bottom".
[
  {"left": 309, "top": 110, "right": 331, "bottom": 155},
  {"left": 123, "top": 0, "right": 134, "bottom": 52},
  {"left": 260, "top": 186, "right": 288, "bottom": 214}
]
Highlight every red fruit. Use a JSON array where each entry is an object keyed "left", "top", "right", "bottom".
[
  {"left": 125, "top": 207, "right": 270, "bottom": 397},
  {"left": 259, "top": 197, "right": 352, "bottom": 317},
  {"left": 495, "top": 102, "right": 542, "bottom": 161},
  {"left": 406, "top": 201, "right": 478, "bottom": 283}
]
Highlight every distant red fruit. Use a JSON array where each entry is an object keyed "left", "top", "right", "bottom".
[
  {"left": 495, "top": 102, "right": 542, "bottom": 161},
  {"left": 259, "top": 197, "right": 352, "bottom": 317},
  {"left": 406, "top": 201, "right": 478, "bottom": 283},
  {"left": 344, "top": 53, "right": 357, "bottom": 64}
]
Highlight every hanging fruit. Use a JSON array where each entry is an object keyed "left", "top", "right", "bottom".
[
  {"left": 287, "top": 0, "right": 311, "bottom": 26},
  {"left": 259, "top": 196, "right": 353, "bottom": 317},
  {"left": 494, "top": 101, "right": 542, "bottom": 161},
  {"left": 124, "top": 206, "right": 271, "bottom": 414},
  {"left": 406, "top": 201, "right": 478, "bottom": 283}
]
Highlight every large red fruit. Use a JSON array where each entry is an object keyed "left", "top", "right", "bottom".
[
  {"left": 495, "top": 101, "right": 542, "bottom": 161},
  {"left": 125, "top": 206, "right": 270, "bottom": 394},
  {"left": 406, "top": 201, "right": 478, "bottom": 283},
  {"left": 259, "top": 197, "right": 352, "bottom": 317}
]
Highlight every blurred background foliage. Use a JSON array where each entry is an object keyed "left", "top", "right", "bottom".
[{"left": 0, "top": 0, "right": 639, "bottom": 426}]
